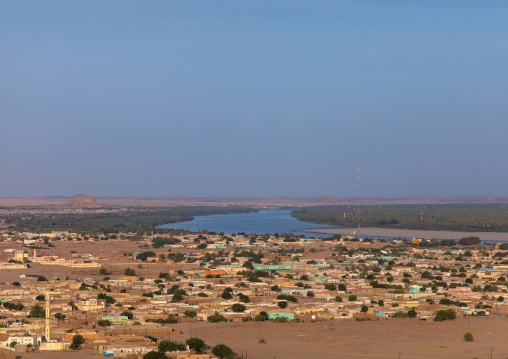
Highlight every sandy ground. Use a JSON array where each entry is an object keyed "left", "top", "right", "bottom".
[
  {"left": 0, "top": 348, "right": 100, "bottom": 359},
  {"left": 4, "top": 317, "right": 506, "bottom": 359},
  {"left": 173, "top": 317, "right": 508, "bottom": 359},
  {"left": 302, "top": 227, "right": 508, "bottom": 242}
]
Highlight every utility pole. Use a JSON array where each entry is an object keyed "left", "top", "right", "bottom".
[{"left": 45, "top": 290, "right": 50, "bottom": 342}]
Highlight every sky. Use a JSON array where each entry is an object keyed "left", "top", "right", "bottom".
[{"left": 1, "top": 1, "right": 508, "bottom": 198}]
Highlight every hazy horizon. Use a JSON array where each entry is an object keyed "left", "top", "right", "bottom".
[{"left": 2, "top": 1, "right": 507, "bottom": 198}]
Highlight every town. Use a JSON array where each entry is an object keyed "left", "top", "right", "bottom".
[{"left": 0, "top": 227, "right": 507, "bottom": 359}]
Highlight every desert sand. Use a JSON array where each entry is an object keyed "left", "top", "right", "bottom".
[{"left": 4, "top": 317, "right": 505, "bottom": 359}]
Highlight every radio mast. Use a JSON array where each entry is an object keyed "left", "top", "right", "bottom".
[{"left": 357, "top": 156, "right": 361, "bottom": 239}]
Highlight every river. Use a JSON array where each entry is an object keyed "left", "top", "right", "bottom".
[{"left": 157, "top": 208, "right": 335, "bottom": 237}]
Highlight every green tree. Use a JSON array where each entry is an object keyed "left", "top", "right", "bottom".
[
  {"left": 231, "top": 303, "right": 246, "bottom": 312},
  {"left": 171, "top": 292, "right": 185, "bottom": 303},
  {"left": 255, "top": 311, "right": 268, "bottom": 321},
  {"left": 30, "top": 305, "right": 44, "bottom": 318},
  {"left": 143, "top": 351, "right": 167, "bottom": 359},
  {"left": 124, "top": 268, "right": 136, "bottom": 276},
  {"left": 54, "top": 312, "right": 66, "bottom": 321},
  {"left": 324, "top": 283, "right": 337, "bottom": 291},
  {"left": 120, "top": 311, "right": 134, "bottom": 320},
  {"left": 186, "top": 337, "right": 206, "bottom": 353},
  {"left": 278, "top": 301, "right": 288, "bottom": 309},
  {"left": 136, "top": 251, "right": 156, "bottom": 261},
  {"left": 158, "top": 340, "right": 185, "bottom": 353},
  {"left": 184, "top": 310, "right": 197, "bottom": 318},
  {"left": 212, "top": 344, "right": 233, "bottom": 359},
  {"left": 435, "top": 309, "right": 456, "bottom": 321},
  {"left": 70, "top": 334, "right": 84, "bottom": 349},
  {"left": 97, "top": 319, "right": 111, "bottom": 327},
  {"left": 409, "top": 307, "right": 417, "bottom": 318},
  {"left": 276, "top": 294, "right": 297, "bottom": 303},
  {"left": 207, "top": 312, "right": 228, "bottom": 323},
  {"left": 361, "top": 305, "right": 368, "bottom": 313},
  {"left": 459, "top": 237, "right": 481, "bottom": 245},
  {"left": 221, "top": 291, "right": 233, "bottom": 300},
  {"left": 35, "top": 295, "right": 45, "bottom": 301}
]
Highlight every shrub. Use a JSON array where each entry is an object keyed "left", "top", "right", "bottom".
[{"left": 464, "top": 332, "right": 474, "bottom": 342}]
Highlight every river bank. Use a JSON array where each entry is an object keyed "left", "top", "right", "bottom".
[{"left": 300, "top": 227, "right": 508, "bottom": 242}]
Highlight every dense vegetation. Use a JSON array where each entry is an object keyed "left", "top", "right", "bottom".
[
  {"left": 1, "top": 206, "right": 255, "bottom": 232},
  {"left": 291, "top": 204, "right": 508, "bottom": 232}
]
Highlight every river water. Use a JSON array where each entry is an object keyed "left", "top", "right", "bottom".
[{"left": 157, "top": 209, "right": 334, "bottom": 237}]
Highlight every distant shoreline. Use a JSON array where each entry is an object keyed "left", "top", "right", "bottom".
[{"left": 300, "top": 227, "right": 508, "bottom": 242}]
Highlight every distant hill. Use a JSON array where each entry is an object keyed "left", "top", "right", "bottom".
[{"left": 64, "top": 194, "right": 100, "bottom": 208}]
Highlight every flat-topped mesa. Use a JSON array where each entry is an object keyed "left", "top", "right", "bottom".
[{"left": 64, "top": 194, "right": 100, "bottom": 208}]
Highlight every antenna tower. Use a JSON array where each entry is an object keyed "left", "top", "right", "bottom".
[{"left": 358, "top": 156, "right": 360, "bottom": 239}]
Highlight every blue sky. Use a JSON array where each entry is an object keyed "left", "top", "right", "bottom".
[{"left": 1, "top": 1, "right": 507, "bottom": 198}]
